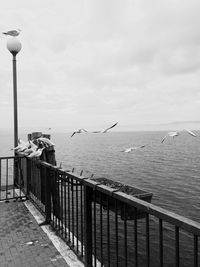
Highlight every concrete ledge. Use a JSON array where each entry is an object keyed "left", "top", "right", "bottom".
[{"left": 24, "top": 199, "right": 84, "bottom": 267}]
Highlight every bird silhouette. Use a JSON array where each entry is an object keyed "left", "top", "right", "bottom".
[
  {"left": 91, "top": 122, "right": 118, "bottom": 133},
  {"left": 2, "top": 29, "right": 21, "bottom": 36},
  {"left": 71, "top": 129, "right": 88, "bottom": 137},
  {"left": 121, "top": 145, "right": 147, "bottom": 153},
  {"left": 27, "top": 147, "right": 45, "bottom": 158},
  {"left": 11, "top": 139, "right": 30, "bottom": 152},
  {"left": 23, "top": 141, "right": 38, "bottom": 156},
  {"left": 161, "top": 129, "right": 197, "bottom": 143}
]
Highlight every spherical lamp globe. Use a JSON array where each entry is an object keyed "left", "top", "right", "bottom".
[{"left": 7, "top": 37, "right": 22, "bottom": 55}]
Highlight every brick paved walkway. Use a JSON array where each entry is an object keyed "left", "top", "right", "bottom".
[{"left": 0, "top": 201, "right": 70, "bottom": 267}]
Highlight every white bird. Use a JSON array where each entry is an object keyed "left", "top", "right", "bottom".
[
  {"left": 27, "top": 147, "right": 45, "bottom": 158},
  {"left": 91, "top": 122, "right": 118, "bottom": 133},
  {"left": 121, "top": 145, "right": 147, "bottom": 153},
  {"left": 71, "top": 129, "right": 88, "bottom": 137},
  {"left": 11, "top": 139, "right": 30, "bottom": 152},
  {"left": 161, "top": 129, "right": 197, "bottom": 143},
  {"left": 2, "top": 29, "right": 21, "bottom": 36},
  {"left": 23, "top": 141, "right": 38, "bottom": 155}
]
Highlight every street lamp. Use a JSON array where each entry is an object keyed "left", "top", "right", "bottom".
[{"left": 7, "top": 37, "right": 22, "bottom": 150}]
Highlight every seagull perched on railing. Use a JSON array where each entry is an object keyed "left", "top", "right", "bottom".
[
  {"left": 121, "top": 145, "right": 147, "bottom": 153},
  {"left": 27, "top": 147, "right": 45, "bottom": 158},
  {"left": 23, "top": 141, "right": 38, "bottom": 156},
  {"left": 161, "top": 129, "right": 197, "bottom": 143},
  {"left": 2, "top": 29, "right": 21, "bottom": 36},
  {"left": 11, "top": 139, "right": 30, "bottom": 152}
]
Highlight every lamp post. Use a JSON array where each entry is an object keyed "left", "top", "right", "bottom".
[
  {"left": 7, "top": 37, "right": 22, "bottom": 150},
  {"left": 7, "top": 37, "right": 22, "bottom": 187}
]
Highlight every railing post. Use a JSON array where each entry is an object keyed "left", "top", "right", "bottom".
[
  {"left": 84, "top": 185, "right": 93, "bottom": 267},
  {"left": 26, "top": 158, "right": 31, "bottom": 198},
  {"left": 44, "top": 167, "right": 51, "bottom": 223}
]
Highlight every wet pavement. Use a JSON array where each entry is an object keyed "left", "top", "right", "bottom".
[{"left": 0, "top": 200, "right": 70, "bottom": 267}]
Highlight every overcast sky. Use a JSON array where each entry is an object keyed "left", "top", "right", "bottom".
[{"left": 1, "top": 0, "right": 200, "bottom": 133}]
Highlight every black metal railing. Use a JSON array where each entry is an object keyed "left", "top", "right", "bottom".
[
  {"left": 1, "top": 155, "right": 200, "bottom": 266},
  {"left": 0, "top": 156, "right": 25, "bottom": 201},
  {"left": 21, "top": 157, "right": 200, "bottom": 267}
]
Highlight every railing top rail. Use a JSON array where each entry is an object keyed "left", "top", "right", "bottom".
[
  {"left": 28, "top": 157, "right": 200, "bottom": 235},
  {"left": 0, "top": 156, "right": 15, "bottom": 160},
  {"left": 114, "top": 191, "right": 200, "bottom": 235}
]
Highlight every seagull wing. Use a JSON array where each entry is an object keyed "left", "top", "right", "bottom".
[
  {"left": 71, "top": 131, "right": 76, "bottom": 137},
  {"left": 102, "top": 122, "right": 118, "bottom": 133},
  {"left": 91, "top": 131, "right": 101, "bottom": 133},
  {"left": 161, "top": 135, "right": 167, "bottom": 143},
  {"left": 184, "top": 129, "right": 197, "bottom": 137},
  {"left": 80, "top": 128, "right": 88, "bottom": 133}
]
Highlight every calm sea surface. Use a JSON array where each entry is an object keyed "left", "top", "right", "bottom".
[{"left": 1, "top": 131, "right": 200, "bottom": 222}]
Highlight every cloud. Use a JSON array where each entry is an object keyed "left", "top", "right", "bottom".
[{"left": 1, "top": 0, "right": 200, "bottom": 130}]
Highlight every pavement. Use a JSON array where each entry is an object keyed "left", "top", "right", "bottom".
[{"left": 0, "top": 200, "right": 78, "bottom": 267}]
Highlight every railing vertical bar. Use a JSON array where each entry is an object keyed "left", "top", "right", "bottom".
[
  {"left": 52, "top": 169, "right": 56, "bottom": 228},
  {"left": 57, "top": 172, "right": 61, "bottom": 231},
  {"left": 6, "top": 159, "right": 8, "bottom": 202},
  {"left": 71, "top": 178, "right": 75, "bottom": 247},
  {"left": 68, "top": 176, "right": 71, "bottom": 242},
  {"left": 134, "top": 207, "right": 138, "bottom": 267},
  {"left": 146, "top": 213, "right": 150, "bottom": 267},
  {"left": 45, "top": 167, "right": 51, "bottom": 224},
  {"left": 93, "top": 190, "right": 97, "bottom": 267},
  {"left": 12, "top": 158, "right": 15, "bottom": 198},
  {"left": 84, "top": 185, "right": 93, "bottom": 267},
  {"left": 80, "top": 183, "right": 84, "bottom": 256},
  {"left": 115, "top": 199, "right": 119, "bottom": 267},
  {"left": 76, "top": 180, "right": 79, "bottom": 252},
  {"left": 18, "top": 157, "right": 22, "bottom": 199},
  {"left": 175, "top": 226, "right": 179, "bottom": 267},
  {"left": 100, "top": 193, "right": 103, "bottom": 266},
  {"left": 61, "top": 176, "right": 64, "bottom": 236},
  {"left": 194, "top": 235, "right": 198, "bottom": 267},
  {"left": 54, "top": 170, "right": 57, "bottom": 228},
  {"left": 0, "top": 159, "right": 1, "bottom": 200},
  {"left": 159, "top": 218, "right": 163, "bottom": 267},
  {"left": 64, "top": 177, "right": 67, "bottom": 239},
  {"left": 107, "top": 196, "right": 110, "bottom": 267},
  {"left": 124, "top": 204, "right": 128, "bottom": 267}
]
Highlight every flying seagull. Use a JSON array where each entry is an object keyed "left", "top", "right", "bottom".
[
  {"left": 91, "top": 122, "right": 118, "bottom": 133},
  {"left": 102, "top": 122, "right": 118, "bottom": 133},
  {"left": 121, "top": 145, "right": 147, "bottom": 153},
  {"left": 161, "top": 129, "right": 197, "bottom": 143},
  {"left": 2, "top": 29, "right": 21, "bottom": 36},
  {"left": 71, "top": 128, "right": 88, "bottom": 137}
]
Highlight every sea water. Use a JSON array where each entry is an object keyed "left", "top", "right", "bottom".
[{"left": 1, "top": 131, "right": 200, "bottom": 221}]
